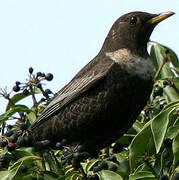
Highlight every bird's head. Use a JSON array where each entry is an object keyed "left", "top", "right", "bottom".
[{"left": 102, "top": 11, "right": 174, "bottom": 56}]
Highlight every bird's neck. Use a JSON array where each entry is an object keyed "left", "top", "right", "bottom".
[
  {"left": 100, "top": 31, "right": 149, "bottom": 58},
  {"left": 105, "top": 48, "right": 154, "bottom": 80}
]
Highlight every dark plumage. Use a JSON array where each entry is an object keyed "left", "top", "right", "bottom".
[{"left": 30, "top": 11, "right": 174, "bottom": 154}]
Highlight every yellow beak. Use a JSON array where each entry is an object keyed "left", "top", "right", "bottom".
[{"left": 148, "top": 11, "right": 175, "bottom": 24}]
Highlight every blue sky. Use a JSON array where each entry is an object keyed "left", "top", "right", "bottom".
[{"left": 0, "top": 1, "right": 178, "bottom": 114}]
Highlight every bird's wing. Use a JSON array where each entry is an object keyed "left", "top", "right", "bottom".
[{"left": 30, "top": 57, "right": 114, "bottom": 129}]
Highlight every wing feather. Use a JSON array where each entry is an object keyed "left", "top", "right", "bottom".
[{"left": 30, "top": 56, "right": 114, "bottom": 129}]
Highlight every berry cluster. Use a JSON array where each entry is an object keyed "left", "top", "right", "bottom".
[
  {"left": 12, "top": 67, "right": 54, "bottom": 100},
  {"left": 60, "top": 144, "right": 90, "bottom": 169},
  {"left": 0, "top": 153, "right": 10, "bottom": 169},
  {"left": 92, "top": 159, "right": 118, "bottom": 173},
  {"left": 0, "top": 121, "right": 32, "bottom": 152}
]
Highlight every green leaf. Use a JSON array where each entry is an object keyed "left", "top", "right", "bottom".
[
  {"left": 97, "top": 170, "right": 123, "bottom": 180},
  {"left": 132, "top": 120, "right": 144, "bottom": 133},
  {"left": 0, "top": 171, "right": 9, "bottom": 180},
  {"left": 82, "top": 159, "right": 99, "bottom": 174},
  {"left": 12, "top": 149, "right": 33, "bottom": 159},
  {"left": 7, "top": 155, "right": 41, "bottom": 180},
  {"left": 163, "top": 86, "right": 179, "bottom": 102},
  {"left": 162, "top": 101, "right": 179, "bottom": 111},
  {"left": 42, "top": 171, "right": 59, "bottom": 180},
  {"left": 150, "top": 43, "right": 179, "bottom": 101},
  {"left": 172, "top": 132, "right": 179, "bottom": 172},
  {"left": 151, "top": 107, "right": 174, "bottom": 153},
  {"left": 27, "top": 111, "right": 37, "bottom": 124},
  {"left": 0, "top": 105, "right": 32, "bottom": 122},
  {"left": 6, "top": 88, "right": 40, "bottom": 111},
  {"left": 106, "top": 161, "right": 129, "bottom": 179},
  {"left": 150, "top": 42, "right": 175, "bottom": 77},
  {"left": 43, "top": 152, "right": 59, "bottom": 173},
  {"left": 129, "top": 121, "right": 154, "bottom": 171},
  {"left": 129, "top": 171, "right": 155, "bottom": 180},
  {"left": 167, "top": 125, "right": 179, "bottom": 139}
]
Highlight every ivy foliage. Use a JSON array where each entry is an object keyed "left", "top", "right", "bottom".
[{"left": 0, "top": 42, "right": 179, "bottom": 180}]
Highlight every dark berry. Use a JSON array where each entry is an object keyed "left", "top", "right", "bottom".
[
  {"left": 13, "top": 85, "right": 20, "bottom": 92},
  {"left": 37, "top": 83, "right": 42, "bottom": 89},
  {"left": 163, "top": 151, "right": 169, "bottom": 159},
  {"left": 7, "top": 142, "right": 16, "bottom": 151},
  {"left": 77, "top": 145, "right": 85, "bottom": 152},
  {"left": 7, "top": 125, "right": 13, "bottom": 130},
  {"left": 93, "top": 166, "right": 102, "bottom": 172},
  {"left": 9, "top": 134, "right": 18, "bottom": 143},
  {"left": 80, "top": 152, "right": 90, "bottom": 159},
  {"left": 0, "top": 139, "right": 8, "bottom": 147},
  {"left": 16, "top": 136, "right": 26, "bottom": 147},
  {"left": 63, "top": 148, "right": 69, "bottom": 156},
  {"left": 173, "top": 172, "right": 179, "bottom": 180},
  {"left": 23, "top": 89, "right": 29, "bottom": 95},
  {"left": 19, "top": 164, "right": 28, "bottom": 173},
  {"left": 15, "top": 81, "right": 21, "bottom": 85},
  {"left": 29, "top": 67, "right": 33, "bottom": 74},
  {"left": 108, "top": 164, "right": 117, "bottom": 172},
  {"left": 19, "top": 123, "right": 28, "bottom": 130},
  {"left": 99, "top": 161, "right": 108, "bottom": 169},
  {"left": 45, "top": 73, "right": 53, "bottom": 81},
  {"left": 109, "top": 156, "right": 118, "bottom": 163},
  {"left": 164, "top": 138, "right": 172, "bottom": 148},
  {"left": 153, "top": 86, "right": 163, "bottom": 97},
  {"left": 36, "top": 72, "right": 42, "bottom": 77},
  {"left": 73, "top": 152, "right": 81, "bottom": 161},
  {"left": 40, "top": 98, "right": 46, "bottom": 102},
  {"left": 5, "top": 130, "right": 13, "bottom": 137},
  {"left": 41, "top": 73, "right": 45, "bottom": 77},
  {"left": 87, "top": 174, "right": 99, "bottom": 180},
  {"left": 44, "top": 89, "right": 52, "bottom": 95},
  {"left": 55, "top": 142, "right": 63, "bottom": 150},
  {"left": 159, "top": 174, "right": 169, "bottom": 180}
]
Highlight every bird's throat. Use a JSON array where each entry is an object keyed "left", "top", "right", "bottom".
[{"left": 105, "top": 48, "right": 154, "bottom": 80}]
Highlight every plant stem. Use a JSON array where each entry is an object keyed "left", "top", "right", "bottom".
[{"left": 30, "top": 86, "right": 38, "bottom": 114}]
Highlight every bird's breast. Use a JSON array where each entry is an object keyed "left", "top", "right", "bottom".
[{"left": 105, "top": 48, "right": 154, "bottom": 80}]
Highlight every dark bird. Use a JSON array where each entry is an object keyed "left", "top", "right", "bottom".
[{"left": 30, "top": 11, "right": 174, "bottom": 154}]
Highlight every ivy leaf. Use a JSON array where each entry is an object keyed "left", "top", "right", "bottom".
[
  {"left": 0, "top": 171, "right": 9, "bottom": 180},
  {"left": 151, "top": 107, "right": 174, "bottom": 153},
  {"left": 0, "top": 105, "right": 32, "bottom": 122},
  {"left": 97, "top": 170, "right": 123, "bottom": 180},
  {"left": 6, "top": 88, "right": 40, "bottom": 111},
  {"left": 129, "top": 171, "right": 155, "bottom": 180},
  {"left": 129, "top": 121, "right": 154, "bottom": 171},
  {"left": 172, "top": 132, "right": 179, "bottom": 172}
]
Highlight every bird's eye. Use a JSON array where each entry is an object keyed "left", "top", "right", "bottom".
[{"left": 130, "top": 16, "right": 138, "bottom": 24}]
